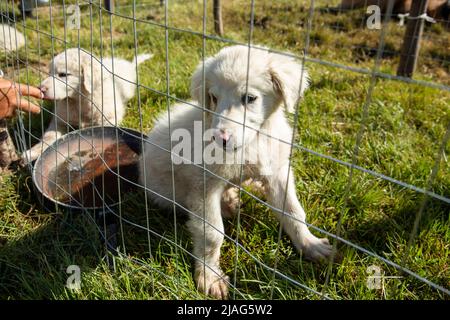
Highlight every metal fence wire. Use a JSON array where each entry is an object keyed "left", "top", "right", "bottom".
[{"left": 0, "top": 0, "right": 449, "bottom": 299}]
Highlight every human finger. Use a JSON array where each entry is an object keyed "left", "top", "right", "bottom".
[
  {"left": 17, "top": 99, "right": 41, "bottom": 114},
  {"left": 16, "top": 83, "right": 44, "bottom": 100}
]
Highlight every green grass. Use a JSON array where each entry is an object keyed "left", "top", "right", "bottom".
[{"left": 0, "top": 0, "right": 449, "bottom": 299}]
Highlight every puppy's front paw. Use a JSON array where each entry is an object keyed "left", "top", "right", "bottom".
[
  {"left": 221, "top": 187, "right": 240, "bottom": 218},
  {"left": 195, "top": 267, "right": 229, "bottom": 299},
  {"left": 221, "top": 179, "right": 266, "bottom": 218},
  {"left": 302, "top": 236, "right": 333, "bottom": 262}
]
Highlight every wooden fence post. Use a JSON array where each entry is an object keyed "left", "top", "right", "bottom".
[
  {"left": 397, "top": 0, "right": 429, "bottom": 78},
  {"left": 213, "top": 0, "right": 224, "bottom": 36},
  {"left": 104, "top": 0, "right": 115, "bottom": 13}
]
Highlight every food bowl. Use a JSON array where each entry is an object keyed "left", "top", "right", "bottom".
[{"left": 32, "top": 126, "right": 146, "bottom": 212}]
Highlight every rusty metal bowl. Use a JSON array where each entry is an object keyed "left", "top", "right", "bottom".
[{"left": 32, "top": 126, "right": 146, "bottom": 212}]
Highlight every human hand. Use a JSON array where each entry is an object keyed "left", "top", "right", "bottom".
[{"left": 0, "top": 78, "right": 42, "bottom": 119}]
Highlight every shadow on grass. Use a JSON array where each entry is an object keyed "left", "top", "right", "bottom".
[
  {"left": 342, "top": 192, "right": 449, "bottom": 255},
  {"left": 0, "top": 212, "right": 102, "bottom": 298},
  {"left": 0, "top": 168, "right": 194, "bottom": 299}
]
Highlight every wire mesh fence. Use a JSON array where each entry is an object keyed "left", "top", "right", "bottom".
[{"left": 0, "top": 0, "right": 449, "bottom": 299}]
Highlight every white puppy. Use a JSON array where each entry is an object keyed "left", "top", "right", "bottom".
[
  {"left": 139, "top": 45, "right": 332, "bottom": 299},
  {"left": 23, "top": 48, "right": 152, "bottom": 162}
]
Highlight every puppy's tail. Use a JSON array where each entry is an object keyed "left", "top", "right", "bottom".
[{"left": 133, "top": 53, "right": 153, "bottom": 66}]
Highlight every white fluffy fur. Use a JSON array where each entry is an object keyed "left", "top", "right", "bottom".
[
  {"left": 0, "top": 24, "right": 25, "bottom": 52},
  {"left": 23, "top": 48, "right": 152, "bottom": 162},
  {"left": 139, "top": 45, "right": 332, "bottom": 299}
]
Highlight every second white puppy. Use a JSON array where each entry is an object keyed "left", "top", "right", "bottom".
[
  {"left": 23, "top": 48, "right": 152, "bottom": 162},
  {"left": 139, "top": 45, "right": 332, "bottom": 299}
]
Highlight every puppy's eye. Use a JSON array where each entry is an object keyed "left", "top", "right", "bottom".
[
  {"left": 58, "top": 73, "right": 70, "bottom": 77},
  {"left": 241, "top": 94, "right": 257, "bottom": 105},
  {"left": 209, "top": 93, "right": 218, "bottom": 106}
]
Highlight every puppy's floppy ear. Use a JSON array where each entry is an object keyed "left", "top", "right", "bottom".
[
  {"left": 269, "top": 53, "right": 309, "bottom": 113},
  {"left": 81, "top": 55, "right": 102, "bottom": 94},
  {"left": 190, "top": 56, "right": 214, "bottom": 107}
]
